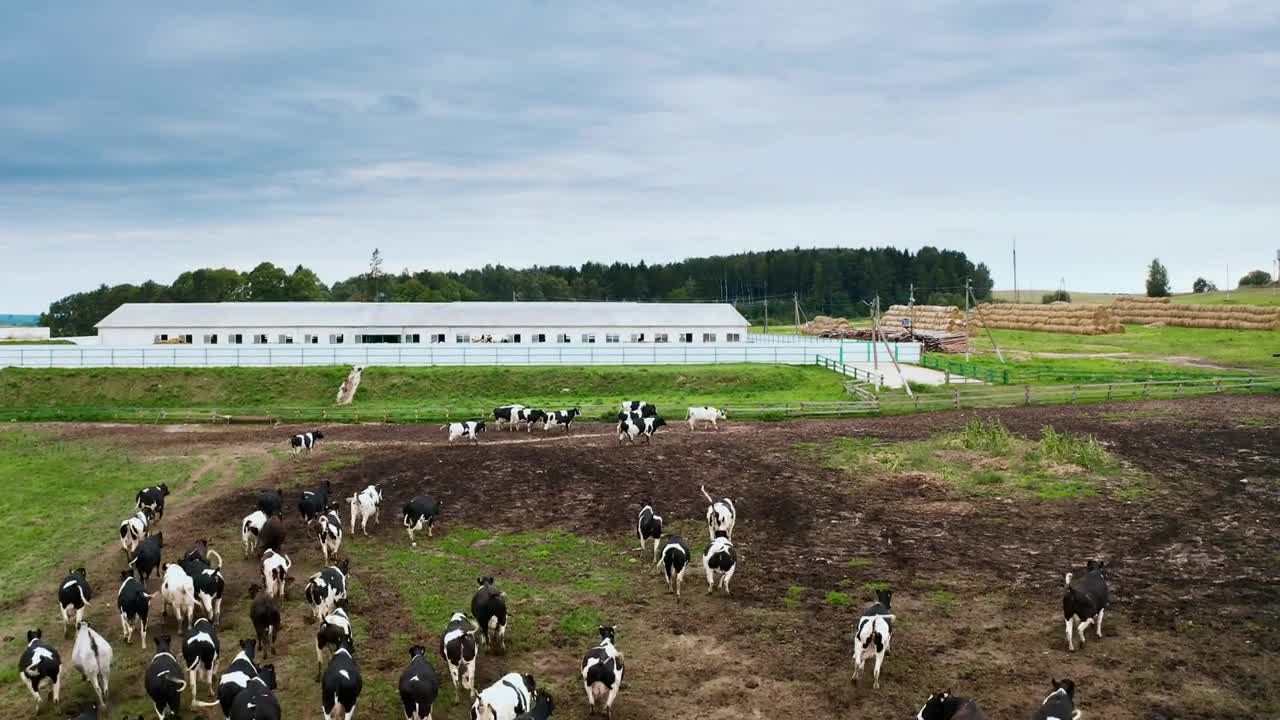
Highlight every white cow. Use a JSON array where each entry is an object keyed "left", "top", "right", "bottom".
[
  {"left": 71, "top": 622, "right": 113, "bottom": 707},
  {"left": 160, "top": 564, "right": 196, "bottom": 632},
  {"left": 348, "top": 485, "right": 382, "bottom": 536},
  {"left": 686, "top": 406, "right": 727, "bottom": 430},
  {"left": 261, "top": 550, "right": 293, "bottom": 602},
  {"left": 241, "top": 510, "right": 268, "bottom": 557},
  {"left": 472, "top": 672, "right": 536, "bottom": 720}
]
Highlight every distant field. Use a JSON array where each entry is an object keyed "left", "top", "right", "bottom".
[
  {"left": 1171, "top": 287, "right": 1280, "bottom": 306},
  {"left": 978, "top": 326, "right": 1278, "bottom": 370},
  {"left": 990, "top": 289, "right": 1124, "bottom": 305}
]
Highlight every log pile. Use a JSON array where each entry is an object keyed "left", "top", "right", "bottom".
[
  {"left": 973, "top": 302, "right": 1125, "bottom": 335},
  {"left": 1112, "top": 298, "right": 1278, "bottom": 330},
  {"left": 880, "top": 305, "right": 968, "bottom": 333},
  {"left": 816, "top": 326, "right": 970, "bottom": 353}
]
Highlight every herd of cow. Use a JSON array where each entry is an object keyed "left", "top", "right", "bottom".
[
  {"left": 439, "top": 401, "right": 729, "bottom": 445},
  {"left": 18, "top": 410, "right": 1109, "bottom": 720}
]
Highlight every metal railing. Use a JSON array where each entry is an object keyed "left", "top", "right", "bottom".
[{"left": 815, "top": 355, "right": 884, "bottom": 389}]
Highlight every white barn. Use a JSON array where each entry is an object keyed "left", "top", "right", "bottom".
[{"left": 93, "top": 301, "right": 751, "bottom": 347}]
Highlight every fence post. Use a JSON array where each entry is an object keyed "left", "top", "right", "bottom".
[
  {"left": 1071, "top": 385, "right": 1078, "bottom": 403},
  {"left": 1174, "top": 382, "right": 1182, "bottom": 398},
  {"left": 953, "top": 388, "right": 960, "bottom": 409},
  {"left": 1141, "top": 382, "right": 1150, "bottom": 400},
  {"left": 944, "top": 370, "right": 950, "bottom": 385},
  {"left": 1107, "top": 384, "right": 1113, "bottom": 401},
  {"left": 1024, "top": 385, "right": 1031, "bottom": 405},
  {"left": 1002, "top": 369, "right": 1009, "bottom": 385}
]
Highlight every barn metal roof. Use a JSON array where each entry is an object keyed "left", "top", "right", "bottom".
[{"left": 96, "top": 302, "right": 750, "bottom": 329}]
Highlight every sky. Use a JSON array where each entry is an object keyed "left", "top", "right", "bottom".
[{"left": 1, "top": 2, "right": 1278, "bottom": 312}]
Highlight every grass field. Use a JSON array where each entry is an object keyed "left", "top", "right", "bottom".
[
  {"left": 990, "top": 289, "right": 1125, "bottom": 305},
  {"left": 978, "top": 326, "right": 1278, "bottom": 370},
  {"left": 991, "top": 287, "right": 1280, "bottom": 307}
]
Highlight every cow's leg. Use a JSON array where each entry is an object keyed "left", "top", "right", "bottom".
[
  {"left": 121, "top": 611, "right": 132, "bottom": 642},
  {"left": 448, "top": 662, "right": 460, "bottom": 690},
  {"left": 852, "top": 641, "right": 864, "bottom": 682},
  {"left": 1077, "top": 617, "right": 1093, "bottom": 647},
  {"left": 584, "top": 681, "right": 595, "bottom": 712},
  {"left": 1096, "top": 608, "right": 1105, "bottom": 638},
  {"left": 872, "top": 645, "right": 886, "bottom": 690},
  {"left": 675, "top": 569, "right": 684, "bottom": 598},
  {"left": 463, "top": 660, "right": 476, "bottom": 696},
  {"left": 705, "top": 565, "right": 715, "bottom": 594},
  {"left": 60, "top": 603, "right": 69, "bottom": 633},
  {"left": 23, "top": 677, "right": 41, "bottom": 707},
  {"left": 722, "top": 564, "right": 736, "bottom": 595},
  {"left": 1065, "top": 617, "right": 1075, "bottom": 651}
]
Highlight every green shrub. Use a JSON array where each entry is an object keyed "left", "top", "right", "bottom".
[
  {"left": 825, "top": 591, "right": 852, "bottom": 607},
  {"left": 959, "top": 417, "right": 1012, "bottom": 455},
  {"left": 1036, "top": 426, "right": 1114, "bottom": 471},
  {"left": 1041, "top": 289, "right": 1071, "bottom": 303}
]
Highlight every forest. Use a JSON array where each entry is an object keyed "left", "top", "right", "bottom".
[{"left": 40, "top": 247, "right": 993, "bottom": 336}]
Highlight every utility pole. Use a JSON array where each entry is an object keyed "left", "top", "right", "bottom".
[
  {"left": 1012, "top": 238, "right": 1019, "bottom": 304},
  {"left": 793, "top": 292, "right": 800, "bottom": 329},
  {"left": 964, "top": 278, "right": 972, "bottom": 362},
  {"left": 908, "top": 282, "right": 916, "bottom": 337}
]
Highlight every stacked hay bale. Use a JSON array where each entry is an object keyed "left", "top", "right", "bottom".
[
  {"left": 800, "top": 315, "right": 854, "bottom": 335},
  {"left": 880, "top": 305, "right": 968, "bottom": 333},
  {"left": 1113, "top": 298, "right": 1278, "bottom": 330},
  {"left": 973, "top": 303, "right": 1125, "bottom": 335}
]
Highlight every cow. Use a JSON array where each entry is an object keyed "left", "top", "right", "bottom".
[
  {"left": 917, "top": 691, "right": 987, "bottom": 720},
  {"left": 403, "top": 495, "right": 442, "bottom": 545},
  {"left": 321, "top": 638, "right": 362, "bottom": 720},
  {"left": 260, "top": 550, "right": 292, "bottom": 601},
  {"left": 116, "top": 570, "right": 152, "bottom": 645},
  {"left": 444, "top": 421, "right": 485, "bottom": 444},
  {"left": 144, "top": 635, "right": 187, "bottom": 720},
  {"left": 19, "top": 629, "right": 62, "bottom": 711},
  {"left": 58, "top": 568, "right": 92, "bottom": 635},
  {"left": 399, "top": 644, "right": 440, "bottom": 720},
  {"left": 493, "top": 405, "right": 525, "bottom": 431},
  {"left": 256, "top": 488, "right": 285, "bottom": 517},
  {"left": 472, "top": 576, "right": 509, "bottom": 653},
  {"left": 701, "top": 485, "right": 736, "bottom": 541},
  {"left": 298, "top": 480, "right": 333, "bottom": 523},
  {"left": 514, "top": 692, "right": 556, "bottom": 720},
  {"left": 686, "top": 406, "right": 727, "bottom": 430},
  {"left": 657, "top": 536, "right": 690, "bottom": 599},
  {"left": 518, "top": 407, "right": 548, "bottom": 431},
  {"left": 190, "top": 638, "right": 261, "bottom": 719},
  {"left": 544, "top": 408, "right": 581, "bottom": 433},
  {"left": 316, "top": 507, "right": 343, "bottom": 564},
  {"left": 617, "top": 414, "right": 666, "bottom": 445},
  {"left": 581, "top": 625, "right": 624, "bottom": 718},
  {"left": 853, "top": 589, "right": 895, "bottom": 690},
  {"left": 305, "top": 560, "right": 351, "bottom": 622},
  {"left": 256, "top": 515, "right": 286, "bottom": 556},
  {"left": 130, "top": 532, "right": 164, "bottom": 586},
  {"left": 71, "top": 622, "right": 113, "bottom": 708},
  {"left": 160, "top": 562, "right": 197, "bottom": 632},
  {"left": 290, "top": 429, "right": 325, "bottom": 456},
  {"left": 247, "top": 584, "right": 282, "bottom": 658},
  {"left": 119, "top": 509, "right": 154, "bottom": 555},
  {"left": 636, "top": 504, "right": 664, "bottom": 562},
  {"left": 621, "top": 401, "right": 657, "bottom": 417},
  {"left": 471, "top": 672, "right": 536, "bottom": 720},
  {"left": 440, "top": 612, "right": 478, "bottom": 697},
  {"left": 228, "top": 665, "right": 280, "bottom": 720},
  {"left": 703, "top": 531, "right": 737, "bottom": 595},
  {"left": 1063, "top": 560, "right": 1109, "bottom": 652},
  {"left": 242, "top": 510, "right": 269, "bottom": 556},
  {"left": 181, "top": 542, "right": 226, "bottom": 623},
  {"left": 348, "top": 485, "right": 383, "bottom": 535},
  {"left": 315, "top": 605, "right": 353, "bottom": 678},
  {"left": 1032, "top": 679, "right": 1080, "bottom": 720},
  {"left": 183, "top": 617, "right": 220, "bottom": 699},
  {"left": 135, "top": 483, "right": 170, "bottom": 521}
]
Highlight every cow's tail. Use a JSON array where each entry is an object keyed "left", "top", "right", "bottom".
[
  {"left": 169, "top": 675, "right": 188, "bottom": 692},
  {"left": 332, "top": 700, "right": 347, "bottom": 718},
  {"left": 207, "top": 549, "right": 223, "bottom": 570},
  {"left": 700, "top": 485, "right": 714, "bottom": 504},
  {"left": 488, "top": 615, "right": 498, "bottom": 631},
  {"left": 191, "top": 699, "right": 222, "bottom": 708},
  {"left": 439, "top": 424, "right": 449, "bottom": 431},
  {"left": 1064, "top": 572, "right": 1073, "bottom": 589}
]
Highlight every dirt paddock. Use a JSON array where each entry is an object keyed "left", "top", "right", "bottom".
[{"left": 10, "top": 395, "right": 1280, "bottom": 720}]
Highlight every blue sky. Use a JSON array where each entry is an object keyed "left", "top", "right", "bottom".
[{"left": 2, "top": 1, "right": 1278, "bottom": 311}]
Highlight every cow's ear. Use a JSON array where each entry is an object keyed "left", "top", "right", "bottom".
[
  {"left": 1051, "top": 678, "right": 1061, "bottom": 689},
  {"left": 523, "top": 673, "right": 537, "bottom": 691},
  {"left": 1098, "top": 560, "right": 1106, "bottom": 569}
]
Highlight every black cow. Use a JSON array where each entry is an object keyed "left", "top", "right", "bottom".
[
  {"left": 116, "top": 570, "right": 152, "bottom": 645},
  {"left": 321, "top": 638, "right": 363, "bottom": 720},
  {"left": 636, "top": 504, "right": 664, "bottom": 562},
  {"left": 440, "top": 612, "right": 478, "bottom": 696},
  {"left": 190, "top": 638, "right": 259, "bottom": 719},
  {"left": 144, "top": 635, "right": 187, "bottom": 720},
  {"left": 256, "top": 488, "right": 285, "bottom": 517},
  {"left": 493, "top": 405, "right": 525, "bottom": 431},
  {"left": 1063, "top": 560, "right": 1109, "bottom": 651},
  {"left": 617, "top": 414, "right": 666, "bottom": 445},
  {"left": 135, "top": 483, "right": 170, "bottom": 520},
  {"left": 402, "top": 496, "right": 441, "bottom": 544},
  {"left": 1032, "top": 679, "right": 1079, "bottom": 720},
  {"left": 399, "top": 644, "right": 439, "bottom": 720},
  {"left": 183, "top": 617, "right": 220, "bottom": 699},
  {"left": 228, "top": 665, "right": 280, "bottom": 720},
  {"left": 18, "top": 629, "right": 62, "bottom": 711},
  {"left": 315, "top": 605, "right": 352, "bottom": 678},
  {"left": 305, "top": 559, "right": 350, "bottom": 622},
  {"left": 247, "top": 584, "right": 281, "bottom": 658},
  {"left": 180, "top": 545, "right": 226, "bottom": 624},
  {"left": 58, "top": 568, "right": 92, "bottom": 634},
  {"left": 581, "top": 625, "right": 624, "bottom": 717},
  {"left": 298, "top": 480, "right": 333, "bottom": 523},
  {"left": 518, "top": 407, "right": 548, "bottom": 431},
  {"left": 290, "top": 429, "right": 324, "bottom": 456},
  {"left": 130, "top": 532, "right": 164, "bottom": 586},
  {"left": 256, "top": 515, "right": 286, "bottom": 556},
  {"left": 471, "top": 576, "right": 509, "bottom": 653},
  {"left": 917, "top": 691, "right": 987, "bottom": 720},
  {"left": 621, "top": 400, "right": 657, "bottom": 417}
]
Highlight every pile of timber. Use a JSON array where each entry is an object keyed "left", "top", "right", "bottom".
[{"left": 817, "top": 326, "right": 969, "bottom": 353}]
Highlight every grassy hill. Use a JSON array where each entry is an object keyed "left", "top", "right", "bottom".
[{"left": 992, "top": 287, "right": 1280, "bottom": 307}]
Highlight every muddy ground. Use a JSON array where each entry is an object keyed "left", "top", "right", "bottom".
[{"left": 7, "top": 395, "right": 1280, "bottom": 720}]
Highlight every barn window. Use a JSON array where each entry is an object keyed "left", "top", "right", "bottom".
[
  {"left": 654, "top": 333, "right": 669, "bottom": 343},
  {"left": 404, "top": 334, "right": 421, "bottom": 343},
  {"left": 512, "top": 333, "right": 521, "bottom": 343},
  {"left": 254, "top": 334, "right": 268, "bottom": 344},
  {"left": 556, "top": 334, "right": 571, "bottom": 343},
  {"left": 629, "top": 333, "right": 646, "bottom": 343},
  {"left": 678, "top": 333, "right": 693, "bottom": 343},
  {"left": 456, "top": 334, "right": 469, "bottom": 343},
  {"left": 231, "top": 334, "right": 243, "bottom": 345},
  {"left": 581, "top": 333, "right": 596, "bottom": 343},
  {"left": 183, "top": 335, "right": 193, "bottom": 344},
  {"left": 278, "top": 335, "right": 294, "bottom": 344},
  {"left": 431, "top": 333, "right": 445, "bottom": 343},
  {"left": 329, "top": 334, "right": 344, "bottom": 344},
  {"left": 203, "top": 334, "right": 218, "bottom": 344},
  {"left": 154, "top": 334, "right": 168, "bottom": 343},
  {"left": 726, "top": 333, "right": 741, "bottom": 342},
  {"left": 606, "top": 334, "right": 620, "bottom": 343},
  {"left": 534, "top": 333, "right": 547, "bottom": 343}
]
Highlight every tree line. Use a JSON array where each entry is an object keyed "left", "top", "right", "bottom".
[{"left": 40, "top": 246, "right": 994, "bottom": 336}]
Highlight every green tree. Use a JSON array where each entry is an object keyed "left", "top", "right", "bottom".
[
  {"left": 1192, "top": 277, "right": 1216, "bottom": 293},
  {"left": 1238, "top": 269, "right": 1273, "bottom": 287},
  {"left": 285, "top": 265, "right": 330, "bottom": 300},
  {"left": 1146, "top": 258, "right": 1171, "bottom": 298},
  {"left": 244, "top": 262, "right": 290, "bottom": 301},
  {"left": 1041, "top": 289, "right": 1071, "bottom": 303}
]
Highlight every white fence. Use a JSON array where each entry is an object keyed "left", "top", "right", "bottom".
[{"left": 0, "top": 340, "right": 920, "bottom": 369}]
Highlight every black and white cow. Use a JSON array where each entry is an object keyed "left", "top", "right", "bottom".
[
  {"left": 190, "top": 638, "right": 260, "bottom": 719},
  {"left": 58, "top": 568, "right": 92, "bottom": 634},
  {"left": 636, "top": 504, "right": 664, "bottom": 562},
  {"left": 517, "top": 407, "right": 548, "bottom": 431},
  {"left": 620, "top": 401, "right": 657, "bottom": 418},
  {"left": 298, "top": 480, "right": 333, "bottom": 523},
  {"left": 242, "top": 510, "right": 269, "bottom": 557},
  {"left": 247, "top": 584, "right": 282, "bottom": 658},
  {"left": 119, "top": 509, "right": 154, "bottom": 555},
  {"left": 130, "top": 532, "right": 164, "bottom": 586},
  {"left": 617, "top": 414, "right": 666, "bottom": 445},
  {"left": 581, "top": 625, "right": 624, "bottom": 718},
  {"left": 144, "top": 635, "right": 188, "bottom": 720},
  {"left": 402, "top": 496, "right": 442, "bottom": 545},
  {"left": 228, "top": 665, "right": 280, "bottom": 720},
  {"left": 316, "top": 508, "right": 343, "bottom": 564},
  {"left": 256, "top": 488, "right": 285, "bottom": 517},
  {"left": 917, "top": 691, "right": 987, "bottom": 720},
  {"left": 444, "top": 421, "right": 485, "bottom": 444},
  {"left": 135, "top": 483, "right": 170, "bottom": 521},
  {"left": 493, "top": 405, "right": 525, "bottom": 431},
  {"left": 305, "top": 559, "right": 351, "bottom": 622},
  {"left": 1063, "top": 560, "right": 1109, "bottom": 652},
  {"left": 256, "top": 515, "right": 287, "bottom": 556},
  {"left": 260, "top": 549, "right": 292, "bottom": 601},
  {"left": 117, "top": 570, "right": 152, "bottom": 645},
  {"left": 290, "top": 429, "right": 325, "bottom": 456},
  {"left": 315, "top": 605, "right": 353, "bottom": 678},
  {"left": 181, "top": 542, "right": 226, "bottom": 623},
  {"left": 702, "top": 531, "right": 737, "bottom": 595},
  {"left": 471, "top": 672, "right": 536, "bottom": 720},
  {"left": 399, "top": 644, "right": 440, "bottom": 720},
  {"left": 71, "top": 622, "right": 113, "bottom": 708},
  {"left": 700, "top": 485, "right": 736, "bottom": 540},
  {"left": 686, "top": 406, "right": 727, "bottom": 430},
  {"left": 544, "top": 408, "right": 581, "bottom": 433},
  {"left": 348, "top": 484, "right": 383, "bottom": 536},
  {"left": 321, "top": 638, "right": 363, "bottom": 720},
  {"left": 440, "top": 612, "right": 478, "bottom": 697},
  {"left": 161, "top": 562, "right": 197, "bottom": 632},
  {"left": 19, "top": 629, "right": 62, "bottom": 711},
  {"left": 514, "top": 691, "right": 555, "bottom": 720},
  {"left": 853, "top": 589, "right": 895, "bottom": 690},
  {"left": 1032, "top": 679, "right": 1080, "bottom": 720},
  {"left": 183, "top": 617, "right": 220, "bottom": 699},
  {"left": 657, "top": 536, "right": 691, "bottom": 598},
  {"left": 471, "top": 576, "right": 509, "bottom": 653}
]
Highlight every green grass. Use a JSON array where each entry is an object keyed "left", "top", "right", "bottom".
[
  {"left": 809, "top": 424, "right": 1145, "bottom": 501},
  {"left": 0, "top": 339, "right": 74, "bottom": 345},
  {"left": 1171, "top": 287, "right": 1280, "bottom": 306},
  {"left": 976, "top": 325, "right": 1279, "bottom": 370},
  {"left": 926, "top": 590, "right": 959, "bottom": 616},
  {"left": 991, "top": 289, "right": 1126, "bottom": 305},
  {"left": 846, "top": 557, "right": 872, "bottom": 569},
  {"left": 0, "top": 430, "right": 194, "bottom": 605},
  {"left": 862, "top": 580, "right": 892, "bottom": 593},
  {"left": 783, "top": 584, "right": 808, "bottom": 608},
  {"left": 825, "top": 590, "right": 852, "bottom": 607}
]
